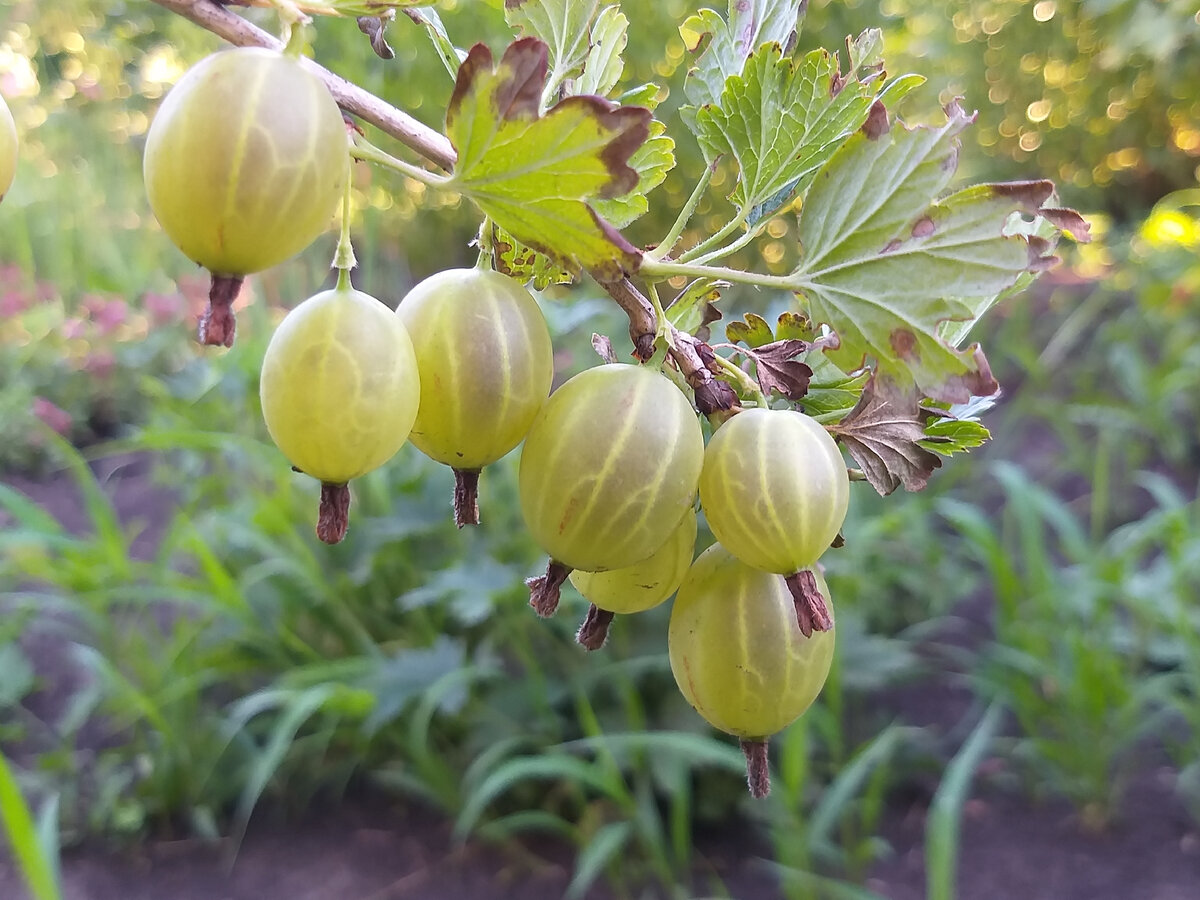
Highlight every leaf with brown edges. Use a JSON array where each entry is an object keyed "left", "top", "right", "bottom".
[{"left": 445, "top": 39, "right": 650, "bottom": 281}]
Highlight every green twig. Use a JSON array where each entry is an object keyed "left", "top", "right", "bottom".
[
  {"left": 333, "top": 154, "right": 356, "bottom": 288},
  {"left": 647, "top": 161, "right": 717, "bottom": 261},
  {"left": 350, "top": 134, "right": 452, "bottom": 188},
  {"left": 641, "top": 257, "right": 797, "bottom": 292}
]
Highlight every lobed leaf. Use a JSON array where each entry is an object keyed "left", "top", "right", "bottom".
[
  {"left": 591, "top": 118, "right": 676, "bottom": 228},
  {"left": 680, "top": 0, "right": 808, "bottom": 112},
  {"left": 920, "top": 414, "right": 991, "bottom": 457},
  {"left": 485, "top": 220, "right": 575, "bottom": 289},
  {"left": 691, "top": 34, "right": 886, "bottom": 226},
  {"left": 446, "top": 39, "right": 649, "bottom": 281},
  {"left": 830, "top": 379, "right": 944, "bottom": 495},
  {"left": 791, "top": 101, "right": 1084, "bottom": 404},
  {"left": 505, "top": 0, "right": 599, "bottom": 104},
  {"left": 575, "top": 6, "right": 628, "bottom": 98}
]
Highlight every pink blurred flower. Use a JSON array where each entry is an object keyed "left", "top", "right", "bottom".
[
  {"left": 82, "top": 351, "right": 116, "bottom": 378},
  {"left": 94, "top": 299, "right": 129, "bottom": 336},
  {"left": 61, "top": 317, "right": 89, "bottom": 340},
  {"left": 0, "top": 290, "right": 32, "bottom": 317},
  {"left": 32, "top": 398, "right": 73, "bottom": 436},
  {"left": 142, "top": 291, "right": 186, "bottom": 327}
]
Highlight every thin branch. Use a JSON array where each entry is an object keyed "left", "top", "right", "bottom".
[{"left": 148, "top": 0, "right": 456, "bottom": 170}]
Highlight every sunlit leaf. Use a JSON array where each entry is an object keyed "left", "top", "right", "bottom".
[
  {"left": 446, "top": 39, "right": 649, "bottom": 280},
  {"left": 790, "top": 102, "right": 1077, "bottom": 403},
  {"left": 691, "top": 33, "right": 885, "bottom": 226},
  {"left": 680, "top": 0, "right": 807, "bottom": 112}
]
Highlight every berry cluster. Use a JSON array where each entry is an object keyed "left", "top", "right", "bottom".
[{"left": 144, "top": 47, "right": 849, "bottom": 797}]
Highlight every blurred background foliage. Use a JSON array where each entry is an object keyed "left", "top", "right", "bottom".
[{"left": 1, "top": 0, "right": 1199, "bottom": 897}]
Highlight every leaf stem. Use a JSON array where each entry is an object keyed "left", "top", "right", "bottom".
[
  {"left": 641, "top": 257, "right": 797, "bottom": 292},
  {"left": 349, "top": 134, "right": 453, "bottom": 188},
  {"left": 679, "top": 205, "right": 749, "bottom": 263},
  {"left": 707, "top": 348, "right": 766, "bottom": 406},
  {"left": 647, "top": 161, "right": 716, "bottom": 261},
  {"left": 645, "top": 281, "right": 671, "bottom": 368},
  {"left": 689, "top": 218, "right": 766, "bottom": 266},
  {"left": 333, "top": 153, "right": 357, "bottom": 285},
  {"left": 266, "top": 0, "right": 311, "bottom": 51}
]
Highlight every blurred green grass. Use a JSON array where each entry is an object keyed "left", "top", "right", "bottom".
[{"left": 1, "top": 2, "right": 1200, "bottom": 899}]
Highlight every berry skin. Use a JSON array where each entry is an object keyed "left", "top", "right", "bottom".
[
  {"left": 143, "top": 47, "right": 347, "bottom": 278},
  {"left": 0, "top": 93, "right": 16, "bottom": 202},
  {"left": 519, "top": 364, "right": 704, "bottom": 574},
  {"left": 668, "top": 543, "right": 835, "bottom": 741},
  {"left": 396, "top": 268, "right": 553, "bottom": 525},
  {"left": 260, "top": 285, "right": 420, "bottom": 486},
  {"left": 570, "top": 507, "right": 697, "bottom": 615},
  {"left": 698, "top": 407, "right": 849, "bottom": 575}
]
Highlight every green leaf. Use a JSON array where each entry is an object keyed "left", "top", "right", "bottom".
[
  {"left": 920, "top": 414, "right": 991, "bottom": 457},
  {"left": 592, "top": 118, "right": 676, "bottom": 228},
  {"left": 446, "top": 39, "right": 649, "bottom": 281},
  {"left": 665, "top": 278, "right": 725, "bottom": 336},
  {"left": 0, "top": 752, "right": 62, "bottom": 900},
  {"left": 725, "top": 312, "right": 775, "bottom": 348},
  {"left": 802, "top": 365, "right": 869, "bottom": 423},
  {"left": 485, "top": 221, "right": 576, "bottom": 289},
  {"left": 576, "top": 6, "right": 628, "bottom": 98},
  {"left": 505, "top": 0, "right": 599, "bottom": 105},
  {"left": 680, "top": 0, "right": 807, "bottom": 111},
  {"left": 791, "top": 102, "right": 1068, "bottom": 403},
  {"left": 403, "top": 7, "right": 465, "bottom": 80},
  {"left": 565, "top": 821, "right": 633, "bottom": 900},
  {"left": 691, "top": 35, "right": 884, "bottom": 226},
  {"left": 927, "top": 704, "right": 1004, "bottom": 900}
]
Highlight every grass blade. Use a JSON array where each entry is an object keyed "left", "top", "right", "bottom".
[
  {"left": 0, "top": 751, "right": 62, "bottom": 900},
  {"left": 565, "top": 821, "right": 633, "bottom": 900},
  {"left": 926, "top": 702, "right": 1004, "bottom": 900}
]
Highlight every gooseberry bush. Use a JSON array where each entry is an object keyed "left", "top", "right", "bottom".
[{"left": 143, "top": 0, "right": 1088, "bottom": 797}]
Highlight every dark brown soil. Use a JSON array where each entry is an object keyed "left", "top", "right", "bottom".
[{"left": 3, "top": 458, "right": 1200, "bottom": 900}]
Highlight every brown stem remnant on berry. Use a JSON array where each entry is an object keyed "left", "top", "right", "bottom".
[
  {"left": 526, "top": 561, "right": 571, "bottom": 617},
  {"left": 453, "top": 469, "right": 481, "bottom": 528},
  {"left": 200, "top": 273, "right": 241, "bottom": 347},
  {"left": 317, "top": 482, "right": 351, "bottom": 544},
  {"left": 741, "top": 738, "right": 770, "bottom": 798},
  {"left": 785, "top": 569, "right": 834, "bottom": 638},
  {"left": 576, "top": 604, "right": 615, "bottom": 651}
]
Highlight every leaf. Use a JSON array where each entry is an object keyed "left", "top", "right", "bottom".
[
  {"left": 356, "top": 16, "right": 394, "bottom": 60},
  {"left": 803, "top": 366, "right": 869, "bottom": 423},
  {"left": 748, "top": 339, "right": 813, "bottom": 400},
  {"left": 403, "top": 8, "right": 466, "bottom": 80},
  {"left": 830, "top": 379, "right": 944, "bottom": 495},
  {"left": 791, "top": 101, "right": 1074, "bottom": 403},
  {"left": 0, "top": 751, "right": 62, "bottom": 900},
  {"left": 920, "top": 414, "right": 991, "bottom": 457},
  {"left": 680, "top": 0, "right": 808, "bottom": 112},
  {"left": 486, "top": 220, "right": 576, "bottom": 289},
  {"left": 691, "top": 35, "right": 885, "bottom": 226},
  {"left": 926, "top": 704, "right": 1004, "bottom": 900},
  {"left": 505, "top": 0, "right": 599, "bottom": 103},
  {"left": 591, "top": 118, "right": 675, "bottom": 228},
  {"left": 665, "top": 278, "right": 726, "bottom": 336},
  {"left": 575, "top": 6, "right": 628, "bottom": 98},
  {"left": 725, "top": 312, "right": 776, "bottom": 348},
  {"left": 565, "top": 821, "right": 633, "bottom": 900},
  {"left": 360, "top": 637, "right": 467, "bottom": 732},
  {"left": 446, "top": 39, "right": 649, "bottom": 281}
]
